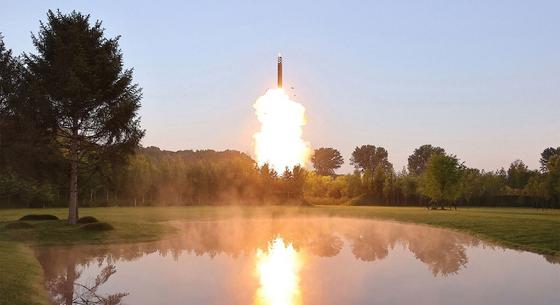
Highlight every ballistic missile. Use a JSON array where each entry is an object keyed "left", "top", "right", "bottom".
[{"left": 277, "top": 54, "right": 282, "bottom": 88}]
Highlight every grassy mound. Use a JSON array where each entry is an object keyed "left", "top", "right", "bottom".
[
  {"left": 80, "top": 222, "right": 113, "bottom": 231},
  {"left": 77, "top": 216, "right": 99, "bottom": 224},
  {"left": 4, "top": 222, "right": 34, "bottom": 230},
  {"left": 18, "top": 214, "right": 59, "bottom": 221}
]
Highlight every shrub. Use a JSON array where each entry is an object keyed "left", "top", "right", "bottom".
[
  {"left": 18, "top": 214, "right": 59, "bottom": 221},
  {"left": 80, "top": 222, "right": 113, "bottom": 231},
  {"left": 4, "top": 222, "right": 34, "bottom": 230},
  {"left": 77, "top": 216, "right": 99, "bottom": 224}
]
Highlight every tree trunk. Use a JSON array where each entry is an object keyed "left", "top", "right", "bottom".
[{"left": 68, "top": 131, "right": 79, "bottom": 224}]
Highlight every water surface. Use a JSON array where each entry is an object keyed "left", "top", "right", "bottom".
[{"left": 35, "top": 218, "right": 560, "bottom": 305}]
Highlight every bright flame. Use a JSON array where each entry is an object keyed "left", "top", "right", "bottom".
[
  {"left": 254, "top": 237, "right": 302, "bottom": 305},
  {"left": 253, "top": 88, "right": 310, "bottom": 173}
]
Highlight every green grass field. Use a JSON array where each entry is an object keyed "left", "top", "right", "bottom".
[{"left": 1, "top": 206, "right": 559, "bottom": 305}]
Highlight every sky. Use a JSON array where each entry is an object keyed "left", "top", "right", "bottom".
[{"left": 1, "top": 0, "right": 559, "bottom": 173}]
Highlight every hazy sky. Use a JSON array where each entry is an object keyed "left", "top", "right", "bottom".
[{"left": 2, "top": 1, "right": 559, "bottom": 173}]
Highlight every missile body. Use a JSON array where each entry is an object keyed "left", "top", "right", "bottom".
[{"left": 277, "top": 54, "right": 282, "bottom": 88}]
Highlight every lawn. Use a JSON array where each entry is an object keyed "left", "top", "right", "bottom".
[{"left": 0, "top": 205, "right": 559, "bottom": 305}]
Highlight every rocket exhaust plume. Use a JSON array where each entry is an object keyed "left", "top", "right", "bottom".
[{"left": 253, "top": 55, "right": 311, "bottom": 173}]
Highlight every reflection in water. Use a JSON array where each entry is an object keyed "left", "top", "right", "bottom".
[
  {"left": 254, "top": 237, "right": 301, "bottom": 305},
  {"left": 170, "top": 218, "right": 477, "bottom": 276},
  {"left": 46, "top": 261, "right": 127, "bottom": 305},
  {"left": 34, "top": 218, "right": 560, "bottom": 305}
]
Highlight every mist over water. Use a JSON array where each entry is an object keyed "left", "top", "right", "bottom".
[{"left": 35, "top": 218, "right": 560, "bottom": 305}]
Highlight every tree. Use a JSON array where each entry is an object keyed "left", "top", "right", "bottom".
[
  {"left": 350, "top": 145, "right": 392, "bottom": 173},
  {"left": 350, "top": 145, "right": 393, "bottom": 200},
  {"left": 1, "top": 34, "right": 65, "bottom": 208},
  {"left": 258, "top": 163, "right": 277, "bottom": 201},
  {"left": 0, "top": 33, "right": 22, "bottom": 163},
  {"left": 346, "top": 171, "right": 364, "bottom": 198},
  {"left": 419, "top": 154, "right": 462, "bottom": 208},
  {"left": 506, "top": 160, "right": 533, "bottom": 190},
  {"left": 279, "top": 165, "right": 307, "bottom": 200},
  {"left": 479, "top": 171, "right": 506, "bottom": 200},
  {"left": 26, "top": 11, "right": 144, "bottom": 224},
  {"left": 540, "top": 147, "right": 560, "bottom": 172},
  {"left": 407, "top": 144, "right": 445, "bottom": 176},
  {"left": 311, "top": 147, "right": 343, "bottom": 176},
  {"left": 457, "top": 168, "right": 483, "bottom": 204},
  {"left": 382, "top": 169, "right": 397, "bottom": 202},
  {"left": 525, "top": 175, "right": 547, "bottom": 203},
  {"left": 544, "top": 155, "right": 560, "bottom": 206},
  {"left": 291, "top": 165, "right": 307, "bottom": 199},
  {"left": 372, "top": 164, "right": 388, "bottom": 197},
  {"left": 0, "top": 34, "right": 21, "bottom": 114},
  {"left": 396, "top": 172, "right": 419, "bottom": 205}
]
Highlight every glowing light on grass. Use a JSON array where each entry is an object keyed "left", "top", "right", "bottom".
[
  {"left": 253, "top": 88, "right": 310, "bottom": 173},
  {"left": 254, "top": 237, "right": 302, "bottom": 305}
]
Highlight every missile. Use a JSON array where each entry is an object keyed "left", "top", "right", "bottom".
[{"left": 277, "top": 54, "right": 282, "bottom": 88}]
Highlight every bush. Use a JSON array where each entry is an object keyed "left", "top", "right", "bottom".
[
  {"left": 4, "top": 222, "right": 34, "bottom": 230},
  {"left": 18, "top": 214, "right": 59, "bottom": 221},
  {"left": 77, "top": 216, "right": 99, "bottom": 224},
  {"left": 80, "top": 222, "right": 113, "bottom": 231}
]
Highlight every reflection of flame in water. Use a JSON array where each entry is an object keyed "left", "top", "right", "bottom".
[
  {"left": 254, "top": 237, "right": 302, "bottom": 305},
  {"left": 253, "top": 88, "right": 310, "bottom": 173}
]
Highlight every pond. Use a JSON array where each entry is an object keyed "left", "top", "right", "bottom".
[{"left": 34, "top": 217, "right": 560, "bottom": 305}]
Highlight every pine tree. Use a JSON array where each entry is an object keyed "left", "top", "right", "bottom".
[{"left": 26, "top": 11, "right": 144, "bottom": 223}]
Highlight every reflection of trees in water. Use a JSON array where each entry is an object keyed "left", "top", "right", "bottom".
[
  {"left": 344, "top": 224, "right": 400, "bottom": 262},
  {"left": 306, "top": 233, "right": 343, "bottom": 257},
  {"left": 36, "top": 218, "right": 484, "bottom": 297},
  {"left": 45, "top": 257, "right": 127, "bottom": 305},
  {"left": 404, "top": 229, "right": 470, "bottom": 276},
  {"left": 175, "top": 219, "right": 479, "bottom": 275},
  {"left": 341, "top": 221, "right": 476, "bottom": 275}
]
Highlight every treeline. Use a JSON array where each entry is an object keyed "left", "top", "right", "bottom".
[
  {"left": 1, "top": 142, "right": 559, "bottom": 208},
  {"left": 306, "top": 145, "right": 560, "bottom": 208},
  {"left": 113, "top": 147, "right": 307, "bottom": 206},
  {"left": 0, "top": 146, "right": 308, "bottom": 207}
]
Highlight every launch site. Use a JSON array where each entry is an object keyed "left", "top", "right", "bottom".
[{"left": 0, "top": 1, "right": 559, "bottom": 305}]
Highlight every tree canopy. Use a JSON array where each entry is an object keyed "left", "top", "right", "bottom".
[
  {"left": 407, "top": 144, "right": 445, "bottom": 176},
  {"left": 311, "top": 147, "right": 344, "bottom": 176},
  {"left": 540, "top": 147, "right": 560, "bottom": 172},
  {"left": 0, "top": 34, "right": 21, "bottom": 112},
  {"left": 506, "top": 160, "right": 534, "bottom": 190},
  {"left": 419, "top": 154, "right": 462, "bottom": 207},
  {"left": 350, "top": 145, "right": 392, "bottom": 173}
]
